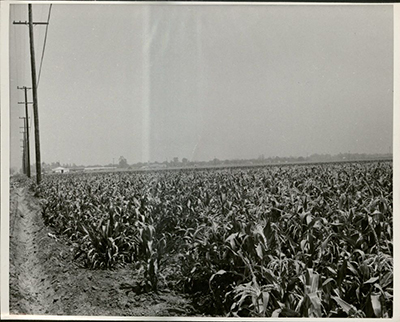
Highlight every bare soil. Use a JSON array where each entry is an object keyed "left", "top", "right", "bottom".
[{"left": 9, "top": 184, "right": 195, "bottom": 317}]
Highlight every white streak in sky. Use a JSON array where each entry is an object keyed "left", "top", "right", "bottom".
[
  {"left": 191, "top": 12, "right": 205, "bottom": 162},
  {"left": 142, "top": 6, "right": 152, "bottom": 163}
]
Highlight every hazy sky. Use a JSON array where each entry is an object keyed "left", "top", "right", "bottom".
[{"left": 9, "top": 3, "right": 393, "bottom": 168}]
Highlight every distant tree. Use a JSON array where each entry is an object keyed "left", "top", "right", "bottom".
[{"left": 119, "top": 156, "right": 128, "bottom": 168}]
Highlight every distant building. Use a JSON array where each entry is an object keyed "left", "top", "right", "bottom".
[
  {"left": 141, "top": 163, "right": 167, "bottom": 170},
  {"left": 84, "top": 166, "right": 117, "bottom": 172},
  {"left": 52, "top": 167, "right": 70, "bottom": 174},
  {"left": 69, "top": 167, "right": 85, "bottom": 173}
]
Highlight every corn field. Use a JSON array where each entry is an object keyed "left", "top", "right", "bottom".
[{"left": 36, "top": 161, "right": 392, "bottom": 317}]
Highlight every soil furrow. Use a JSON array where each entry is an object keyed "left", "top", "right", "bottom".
[
  {"left": 9, "top": 185, "right": 193, "bottom": 317},
  {"left": 10, "top": 188, "right": 56, "bottom": 314}
]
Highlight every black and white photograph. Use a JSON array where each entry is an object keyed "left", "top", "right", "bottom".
[{"left": 1, "top": 1, "right": 398, "bottom": 319}]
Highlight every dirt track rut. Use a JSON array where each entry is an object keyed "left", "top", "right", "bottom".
[
  {"left": 9, "top": 185, "right": 194, "bottom": 317},
  {"left": 10, "top": 187, "right": 55, "bottom": 314}
]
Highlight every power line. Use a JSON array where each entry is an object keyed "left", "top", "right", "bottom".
[{"left": 37, "top": 4, "right": 52, "bottom": 87}]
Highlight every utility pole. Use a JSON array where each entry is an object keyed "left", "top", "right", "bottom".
[
  {"left": 28, "top": 4, "right": 41, "bottom": 184},
  {"left": 18, "top": 86, "right": 32, "bottom": 178},
  {"left": 19, "top": 117, "right": 27, "bottom": 175},
  {"left": 20, "top": 122, "right": 30, "bottom": 176},
  {"left": 21, "top": 139, "right": 26, "bottom": 175},
  {"left": 20, "top": 131, "right": 26, "bottom": 174},
  {"left": 14, "top": 5, "right": 48, "bottom": 184},
  {"left": 20, "top": 139, "right": 26, "bottom": 175}
]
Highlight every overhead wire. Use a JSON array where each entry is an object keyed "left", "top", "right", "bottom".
[{"left": 37, "top": 4, "right": 52, "bottom": 87}]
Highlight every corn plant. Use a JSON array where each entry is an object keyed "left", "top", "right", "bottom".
[{"left": 36, "top": 161, "right": 392, "bottom": 317}]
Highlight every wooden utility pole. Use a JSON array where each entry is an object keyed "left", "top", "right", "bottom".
[
  {"left": 28, "top": 4, "right": 41, "bottom": 184},
  {"left": 19, "top": 118, "right": 27, "bottom": 174},
  {"left": 18, "top": 86, "right": 32, "bottom": 178},
  {"left": 20, "top": 139, "right": 26, "bottom": 175},
  {"left": 21, "top": 139, "right": 26, "bottom": 175},
  {"left": 14, "top": 5, "right": 47, "bottom": 184}
]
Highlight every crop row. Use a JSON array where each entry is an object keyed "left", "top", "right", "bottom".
[{"left": 36, "top": 161, "right": 393, "bottom": 317}]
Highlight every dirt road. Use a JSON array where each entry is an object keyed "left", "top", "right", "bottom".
[
  {"left": 9, "top": 185, "right": 193, "bottom": 317},
  {"left": 10, "top": 187, "right": 53, "bottom": 314}
]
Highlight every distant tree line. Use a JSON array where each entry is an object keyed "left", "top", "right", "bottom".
[{"left": 30, "top": 152, "right": 392, "bottom": 175}]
